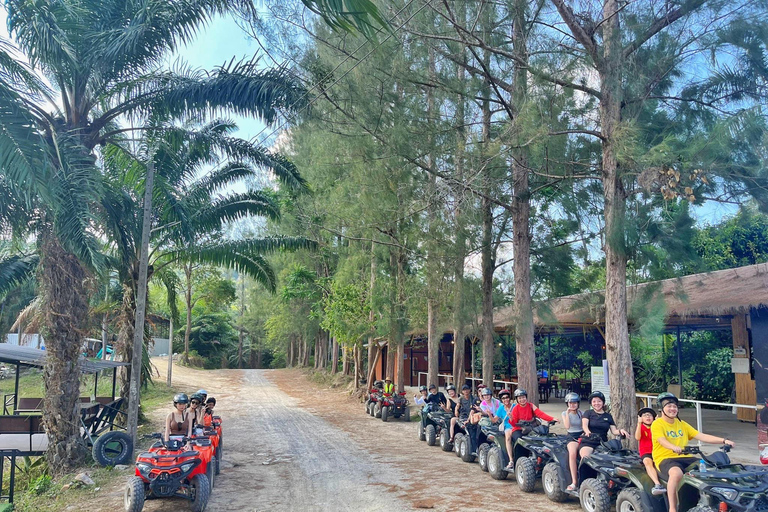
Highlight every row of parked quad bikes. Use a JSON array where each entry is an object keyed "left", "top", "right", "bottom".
[
  {"left": 364, "top": 388, "right": 768, "bottom": 512},
  {"left": 122, "top": 417, "right": 223, "bottom": 512}
]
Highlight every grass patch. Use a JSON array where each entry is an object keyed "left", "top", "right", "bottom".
[
  {"left": 308, "top": 370, "right": 353, "bottom": 389},
  {"left": 13, "top": 466, "right": 129, "bottom": 512}
]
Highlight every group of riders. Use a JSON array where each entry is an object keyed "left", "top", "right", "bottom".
[
  {"left": 410, "top": 382, "right": 734, "bottom": 512},
  {"left": 165, "top": 389, "right": 218, "bottom": 442}
]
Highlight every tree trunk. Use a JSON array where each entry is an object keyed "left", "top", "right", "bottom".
[
  {"left": 480, "top": 56, "right": 495, "bottom": 389},
  {"left": 183, "top": 263, "right": 192, "bottom": 364},
  {"left": 354, "top": 344, "right": 362, "bottom": 387},
  {"left": 237, "top": 275, "right": 245, "bottom": 369},
  {"left": 395, "top": 245, "right": 407, "bottom": 392},
  {"left": 600, "top": 0, "right": 636, "bottom": 432},
  {"left": 341, "top": 343, "right": 349, "bottom": 376},
  {"left": 425, "top": 46, "right": 440, "bottom": 391},
  {"left": 511, "top": 0, "right": 538, "bottom": 405},
  {"left": 116, "top": 283, "right": 135, "bottom": 400},
  {"left": 452, "top": 47, "right": 468, "bottom": 389},
  {"left": 167, "top": 316, "right": 173, "bottom": 386},
  {"left": 331, "top": 336, "right": 339, "bottom": 374},
  {"left": 39, "top": 231, "right": 89, "bottom": 471},
  {"left": 288, "top": 337, "right": 294, "bottom": 368},
  {"left": 366, "top": 240, "right": 377, "bottom": 384}
]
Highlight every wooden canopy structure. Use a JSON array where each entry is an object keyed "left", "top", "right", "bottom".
[{"left": 491, "top": 263, "right": 768, "bottom": 422}]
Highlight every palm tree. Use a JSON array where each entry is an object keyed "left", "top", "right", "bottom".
[
  {"left": 0, "top": 0, "right": 306, "bottom": 470},
  {"left": 100, "top": 120, "right": 312, "bottom": 395}
]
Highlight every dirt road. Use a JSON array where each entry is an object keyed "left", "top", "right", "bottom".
[{"left": 95, "top": 364, "right": 581, "bottom": 512}]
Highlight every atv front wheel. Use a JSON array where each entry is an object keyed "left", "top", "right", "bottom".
[
  {"left": 206, "top": 460, "right": 215, "bottom": 491},
  {"left": 190, "top": 474, "right": 210, "bottom": 512},
  {"left": 439, "top": 429, "right": 453, "bottom": 452},
  {"left": 381, "top": 406, "right": 389, "bottom": 422},
  {"left": 687, "top": 507, "right": 716, "bottom": 512},
  {"left": 425, "top": 424, "right": 437, "bottom": 446},
  {"left": 374, "top": 402, "right": 382, "bottom": 418},
  {"left": 516, "top": 456, "right": 537, "bottom": 492},
  {"left": 616, "top": 488, "right": 646, "bottom": 512},
  {"left": 417, "top": 421, "right": 426, "bottom": 441},
  {"left": 453, "top": 433, "right": 465, "bottom": 456},
  {"left": 404, "top": 408, "right": 410, "bottom": 422},
  {"left": 459, "top": 436, "right": 475, "bottom": 462},
  {"left": 368, "top": 402, "right": 375, "bottom": 416},
  {"left": 123, "top": 476, "right": 145, "bottom": 512},
  {"left": 487, "top": 446, "right": 508, "bottom": 480},
  {"left": 478, "top": 443, "right": 490, "bottom": 472},
  {"left": 579, "top": 478, "right": 610, "bottom": 512},
  {"left": 542, "top": 462, "right": 568, "bottom": 502}
]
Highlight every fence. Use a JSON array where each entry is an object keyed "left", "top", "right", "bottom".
[{"left": 417, "top": 372, "right": 517, "bottom": 391}]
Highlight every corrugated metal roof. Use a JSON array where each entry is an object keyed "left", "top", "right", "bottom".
[{"left": 0, "top": 343, "right": 128, "bottom": 373}]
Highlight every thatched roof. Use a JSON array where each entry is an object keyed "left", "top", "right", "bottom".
[{"left": 493, "top": 262, "right": 768, "bottom": 332}]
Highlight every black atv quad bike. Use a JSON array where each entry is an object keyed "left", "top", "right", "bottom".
[
  {"left": 575, "top": 434, "right": 642, "bottom": 512},
  {"left": 513, "top": 420, "right": 568, "bottom": 492},
  {"left": 621, "top": 444, "right": 768, "bottom": 512},
  {"left": 417, "top": 403, "right": 451, "bottom": 446}
]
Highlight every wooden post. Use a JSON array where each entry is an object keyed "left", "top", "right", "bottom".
[{"left": 732, "top": 314, "right": 756, "bottom": 422}]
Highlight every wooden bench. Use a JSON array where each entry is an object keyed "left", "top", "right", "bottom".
[{"left": 0, "top": 415, "right": 45, "bottom": 453}]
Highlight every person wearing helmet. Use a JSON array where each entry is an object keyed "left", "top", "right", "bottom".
[
  {"left": 413, "top": 385, "right": 429, "bottom": 406},
  {"left": 576, "top": 391, "right": 629, "bottom": 487},
  {"left": 203, "top": 397, "right": 217, "bottom": 427},
  {"left": 635, "top": 407, "right": 665, "bottom": 495},
  {"left": 495, "top": 389, "right": 516, "bottom": 463},
  {"left": 479, "top": 387, "right": 501, "bottom": 424},
  {"left": 383, "top": 378, "right": 394, "bottom": 395},
  {"left": 562, "top": 392, "right": 583, "bottom": 490},
  {"left": 508, "top": 388, "right": 558, "bottom": 470},
  {"left": 454, "top": 384, "right": 480, "bottom": 451},
  {"left": 165, "top": 393, "right": 193, "bottom": 442},
  {"left": 425, "top": 384, "right": 447, "bottom": 407},
  {"left": 651, "top": 392, "right": 735, "bottom": 512},
  {"left": 450, "top": 384, "right": 472, "bottom": 442},
  {"left": 196, "top": 389, "right": 208, "bottom": 403},
  {"left": 444, "top": 384, "right": 459, "bottom": 414},
  {"left": 189, "top": 393, "right": 205, "bottom": 433}
]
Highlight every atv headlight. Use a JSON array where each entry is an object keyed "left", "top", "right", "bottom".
[
  {"left": 180, "top": 462, "right": 195, "bottom": 473},
  {"left": 710, "top": 487, "right": 738, "bottom": 501},
  {"left": 136, "top": 463, "right": 151, "bottom": 475}
]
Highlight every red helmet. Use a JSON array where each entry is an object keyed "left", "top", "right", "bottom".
[{"left": 498, "top": 389, "right": 512, "bottom": 399}]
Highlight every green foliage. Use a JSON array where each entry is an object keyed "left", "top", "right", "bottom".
[{"left": 320, "top": 280, "right": 372, "bottom": 345}]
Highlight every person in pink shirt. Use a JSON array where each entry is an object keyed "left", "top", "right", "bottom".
[{"left": 507, "top": 388, "right": 558, "bottom": 470}]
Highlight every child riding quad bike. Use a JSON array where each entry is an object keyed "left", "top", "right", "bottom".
[
  {"left": 365, "top": 381, "right": 384, "bottom": 416},
  {"left": 617, "top": 444, "right": 768, "bottom": 512},
  {"left": 124, "top": 434, "right": 212, "bottom": 512}
]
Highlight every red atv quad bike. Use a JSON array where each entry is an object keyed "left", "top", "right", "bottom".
[
  {"left": 193, "top": 422, "right": 222, "bottom": 476},
  {"left": 379, "top": 392, "right": 410, "bottom": 422},
  {"left": 124, "top": 434, "right": 212, "bottom": 512}
]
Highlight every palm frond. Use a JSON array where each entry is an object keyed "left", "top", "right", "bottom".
[
  {"left": 0, "top": 253, "right": 38, "bottom": 300},
  {"left": 152, "top": 267, "right": 181, "bottom": 324},
  {"left": 190, "top": 191, "right": 280, "bottom": 233},
  {"left": 300, "top": 0, "right": 389, "bottom": 38},
  {"left": 5, "top": 0, "right": 80, "bottom": 71}
]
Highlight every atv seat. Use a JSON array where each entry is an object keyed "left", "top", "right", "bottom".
[
  {"left": 706, "top": 451, "right": 730, "bottom": 467},
  {"left": 602, "top": 439, "right": 623, "bottom": 452}
]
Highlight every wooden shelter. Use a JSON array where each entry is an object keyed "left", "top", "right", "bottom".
[{"left": 492, "top": 263, "right": 768, "bottom": 422}]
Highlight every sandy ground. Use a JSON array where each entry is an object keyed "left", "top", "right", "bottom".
[{"left": 88, "top": 363, "right": 581, "bottom": 512}]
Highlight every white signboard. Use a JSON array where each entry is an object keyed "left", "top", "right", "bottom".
[
  {"left": 591, "top": 364, "right": 611, "bottom": 405},
  {"left": 731, "top": 357, "right": 750, "bottom": 374}
]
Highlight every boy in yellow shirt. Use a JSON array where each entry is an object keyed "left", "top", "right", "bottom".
[{"left": 651, "top": 392, "right": 735, "bottom": 512}]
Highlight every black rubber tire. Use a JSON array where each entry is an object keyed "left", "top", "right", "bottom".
[
  {"left": 453, "top": 433, "right": 465, "bottom": 456},
  {"left": 381, "top": 406, "right": 389, "bottom": 422},
  {"left": 190, "top": 474, "right": 210, "bottom": 512},
  {"left": 516, "top": 456, "right": 537, "bottom": 493},
  {"left": 426, "top": 424, "right": 437, "bottom": 446},
  {"left": 206, "top": 460, "right": 215, "bottom": 491},
  {"left": 460, "top": 435, "right": 476, "bottom": 462},
  {"left": 123, "top": 476, "right": 145, "bottom": 512},
  {"left": 478, "top": 443, "right": 490, "bottom": 472},
  {"left": 368, "top": 402, "right": 375, "bottom": 416},
  {"left": 542, "top": 462, "right": 568, "bottom": 503},
  {"left": 418, "top": 421, "right": 426, "bottom": 441},
  {"left": 616, "top": 488, "right": 648, "bottom": 512},
  {"left": 213, "top": 452, "right": 220, "bottom": 476},
  {"left": 374, "top": 402, "right": 382, "bottom": 418},
  {"left": 93, "top": 431, "right": 134, "bottom": 467},
  {"left": 687, "top": 507, "right": 716, "bottom": 512},
  {"left": 439, "top": 429, "right": 453, "bottom": 452},
  {"left": 215, "top": 442, "right": 222, "bottom": 472},
  {"left": 487, "top": 446, "right": 508, "bottom": 480},
  {"left": 404, "top": 408, "right": 410, "bottom": 422},
  {"left": 580, "top": 478, "right": 610, "bottom": 512}
]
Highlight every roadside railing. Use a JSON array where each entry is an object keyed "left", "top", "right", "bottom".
[{"left": 417, "top": 372, "right": 517, "bottom": 391}]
